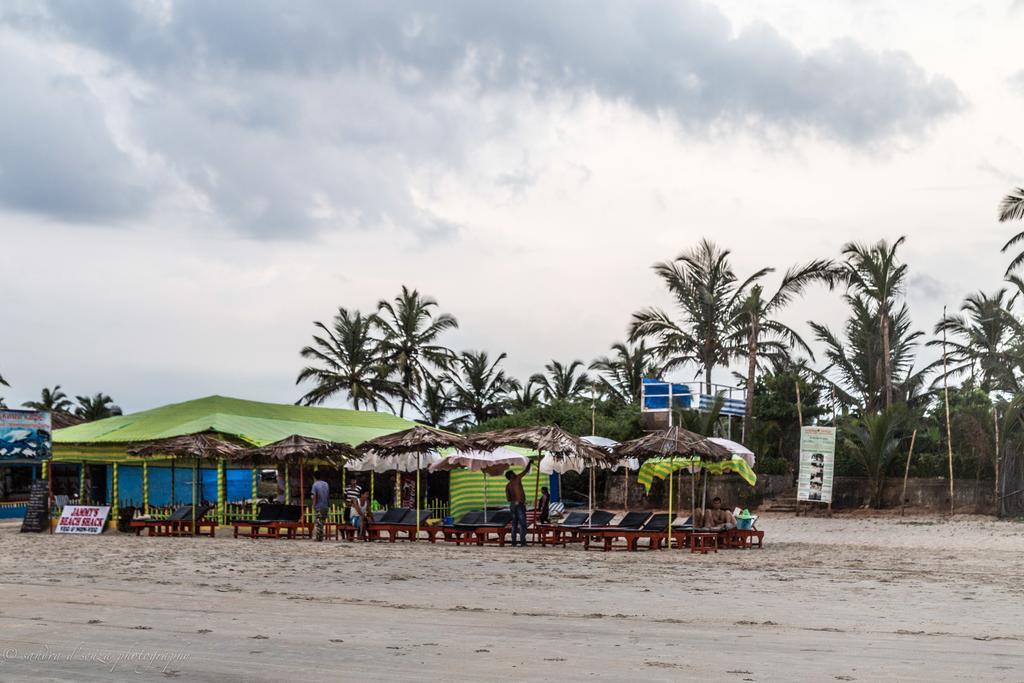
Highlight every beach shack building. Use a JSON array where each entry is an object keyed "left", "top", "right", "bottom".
[{"left": 47, "top": 395, "right": 420, "bottom": 526}]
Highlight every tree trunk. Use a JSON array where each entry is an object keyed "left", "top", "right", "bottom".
[
  {"left": 881, "top": 302, "right": 892, "bottom": 409},
  {"left": 744, "top": 322, "right": 758, "bottom": 446},
  {"left": 705, "top": 365, "right": 713, "bottom": 396}
]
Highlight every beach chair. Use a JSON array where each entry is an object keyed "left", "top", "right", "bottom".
[
  {"left": 131, "top": 505, "right": 217, "bottom": 537},
  {"left": 370, "top": 509, "right": 432, "bottom": 542},
  {"left": 536, "top": 510, "right": 615, "bottom": 547},
  {"left": 719, "top": 514, "right": 764, "bottom": 549},
  {"left": 231, "top": 503, "right": 304, "bottom": 539},
  {"left": 445, "top": 509, "right": 515, "bottom": 546},
  {"left": 580, "top": 511, "right": 653, "bottom": 551}
]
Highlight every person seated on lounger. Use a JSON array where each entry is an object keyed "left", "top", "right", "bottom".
[
  {"left": 698, "top": 497, "right": 737, "bottom": 530},
  {"left": 350, "top": 489, "right": 372, "bottom": 540},
  {"left": 538, "top": 486, "right": 551, "bottom": 524}
]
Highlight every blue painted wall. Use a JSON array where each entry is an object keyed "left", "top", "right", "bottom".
[{"left": 107, "top": 465, "right": 256, "bottom": 507}]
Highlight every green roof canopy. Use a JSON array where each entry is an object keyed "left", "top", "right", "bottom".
[{"left": 54, "top": 395, "right": 416, "bottom": 456}]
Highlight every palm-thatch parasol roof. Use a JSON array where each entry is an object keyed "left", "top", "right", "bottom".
[
  {"left": 467, "top": 425, "right": 616, "bottom": 465},
  {"left": 614, "top": 426, "right": 732, "bottom": 462},
  {"left": 127, "top": 432, "right": 249, "bottom": 460},
  {"left": 357, "top": 425, "right": 469, "bottom": 457},
  {"left": 231, "top": 434, "right": 360, "bottom": 467}
]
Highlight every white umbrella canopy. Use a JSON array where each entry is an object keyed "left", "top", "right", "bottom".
[
  {"left": 428, "top": 448, "right": 529, "bottom": 475},
  {"left": 346, "top": 452, "right": 442, "bottom": 473},
  {"left": 708, "top": 437, "right": 755, "bottom": 468},
  {"left": 539, "top": 453, "right": 586, "bottom": 475}
]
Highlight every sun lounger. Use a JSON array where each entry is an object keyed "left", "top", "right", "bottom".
[
  {"left": 369, "top": 509, "right": 433, "bottom": 542},
  {"left": 130, "top": 505, "right": 217, "bottom": 537},
  {"left": 580, "top": 511, "right": 655, "bottom": 551},
  {"left": 535, "top": 510, "right": 616, "bottom": 546},
  {"left": 444, "top": 509, "right": 515, "bottom": 546},
  {"left": 231, "top": 503, "right": 307, "bottom": 539}
]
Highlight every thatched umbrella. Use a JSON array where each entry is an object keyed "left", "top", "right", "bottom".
[
  {"left": 615, "top": 427, "right": 731, "bottom": 546},
  {"left": 467, "top": 426, "right": 615, "bottom": 518},
  {"left": 229, "top": 435, "right": 361, "bottom": 523},
  {"left": 428, "top": 448, "right": 530, "bottom": 522},
  {"left": 358, "top": 426, "right": 471, "bottom": 537},
  {"left": 128, "top": 433, "right": 249, "bottom": 535}
]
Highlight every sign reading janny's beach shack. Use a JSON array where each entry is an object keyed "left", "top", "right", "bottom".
[
  {"left": 55, "top": 506, "right": 110, "bottom": 534},
  {"left": 798, "top": 426, "right": 837, "bottom": 504}
]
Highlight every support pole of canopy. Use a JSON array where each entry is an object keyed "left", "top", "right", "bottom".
[
  {"left": 217, "top": 458, "right": 225, "bottom": 525},
  {"left": 416, "top": 453, "right": 421, "bottom": 540},
  {"left": 690, "top": 464, "right": 696, "bottom": 530},
  {"left": 370, "top": 471, "right": 375, "bottom": 507},
  {"left": 533, "top": 450, "right": 541, "bottom": 531},
  {"left": 80, "top": 462, "right": 86, "bottom": 504},
  {"left": 299, "top": 459, "right": 306, "bottom": 526},
  {"left": 394, "top": 472, "right": 401, "bottom": 508},
  {"left": 143, "top": 461, "right": 149, "bottom": 516},
  {"left": 588, "top": 467, "right": 593, "bottom": 523},
  {"left": 251, "top": 467, "right": 258, "bottom": 520},
  {"left": 46, "top": 461, "right": 53, "bottom": 534},
  {"left": 111, "top": 462, "right": 119, "bottom": 528},
  {"left": 666, "top": 456, "right": 674, "bottom": 549},
  {"left": 191, "top": 459, "right": 197, "bottom": 537},
  {"left": 285, "top": 464, "right": 290, "bottom": 505},
  {"left": 483, "top": 472, "right": 488, "bottom": 523},
  {"left": 624, "top": 468, "right": 629, "bottom": 512}
]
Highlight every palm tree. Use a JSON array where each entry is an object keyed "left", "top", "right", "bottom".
[
  {"left": 529, "top": 360, "right": 590, "bottom": 402},
  {"left": 839, "top": 237, "right": 908, "bottom": 409},
  {"left": 999, "top": 187, "right": 1024, "bottom": 274},
  {"left": 416, "top": 378, "right": 457, "bottom": 429},
  {"left": 375, "top": 286, "right": 459, "bottom": 417},
  {"left": 449, "top": 350, "right": 516, "bottom": 425},
  {"left": 730, "top": 259, "right": 837, "bottom": 442},
  {"left": 74, "top": 393, "right": 123, "bottom": 421},
  {"left": 929, "top": 289, "right": 1018, "bottom": 393},
  {"left": 296, "top": 308, "right": 403, "bottom": 410},
  {"left": 509, "top": 378, "right": 544, "bottom": 412},
  {"left": 842, "top": 409, "right": 904, "bottom": 508},
  {"left": 589, "top": 341, "right": 664, "bottom": 404},
  {"left": 23, "top": 385, "right": 72, "bottom": 412},
  {"left": 810, "top": 295, "right": 931, "bottom": 412},
  {"left": 630, "top": 239, "right": 769, "bottom": 392},
  {"left": 0, "top": 372, "right": 7, "bottom": 409}
]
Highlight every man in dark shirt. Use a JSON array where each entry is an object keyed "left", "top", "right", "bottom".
[
  {"left": 310, "top": 471, "right": 330, "bottom": 542},
  {"left": 504, "top": 460, "right": 532, "bottom": 547}
]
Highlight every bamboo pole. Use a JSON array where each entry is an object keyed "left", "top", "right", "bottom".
[
  {"left": 394, "top": 471, "right": 401, "bottom": 507},
  {"left": 299, "top": 459, "right": 306, "bottom": 525},
  {"left": 251, "top": 467, "right": 258, "bottom": 520},
  {"left": 415, "top": 453, "right": 421, "bottom": 540},
  {"left": 191, "top": 459, "right": 196, "bottom": 537},
  {"left": 795, "top": 380, "right": 804, "bottom": 517},
  {"left": 285, "top": 464, "right": 290, "bottom": 504},
  {"left": 941, "top": 306, "right": 955, "bottom": 515},
  {"left": 111, "top": 462, "right": 119, "bottom": 528},
  {"left": 993, "top": 408, "right": 1001, "bottom": 518},
  {"left": 79, "top": 462, "right": 86, "bottom": 504},
  {"left": 623, "top": 467, "right": 629, "bottom": 511},
  {"left": 900, "top": 429, "right": 917, "bottom": 517},
  {"left": 143, "top": 461, "right": 149, "bottom": 515},
  {"left": 666, "top": 455, "right": 674, "bottom": 549},
  {"left": 216, "top": 458, "right": 225, "bottom": 525}
]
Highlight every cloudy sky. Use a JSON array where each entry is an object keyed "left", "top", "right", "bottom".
[{"left": 1, "top": 1, "right": 1022, "bottom": 413}]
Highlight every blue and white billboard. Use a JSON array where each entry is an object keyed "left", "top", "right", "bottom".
[{"left": 0, "top": 410, "right": 52, "bottom": 461}]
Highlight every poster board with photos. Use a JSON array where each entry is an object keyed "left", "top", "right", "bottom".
[{"left": 798, "top": 426, "right": 837, "bottom": 504}]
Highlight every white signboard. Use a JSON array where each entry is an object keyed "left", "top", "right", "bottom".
[
  {"left": 798, "top": 426, "right": 837, "bottom": 504},
  {"left": 55, "top": 505, "right": 110, "bottom": 534}
]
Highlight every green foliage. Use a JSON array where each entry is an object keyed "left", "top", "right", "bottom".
[
  {"left": 471, "top": 399, "right": 643, "bottom": 442},
  {"left": 748, "top": 369, "right": 829, "bottom": 472}
]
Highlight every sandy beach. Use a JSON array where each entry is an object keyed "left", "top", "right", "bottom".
[{"left": 1, "top": 514, "right": 1022, "bottom": 682}]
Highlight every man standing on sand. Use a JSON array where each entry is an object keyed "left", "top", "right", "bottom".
[
  {"left": 311, "top": 470, "right": 330, "bottom": 542},
  {"left": 505, "top": 459, "right": 532, "bottom": 547}
]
